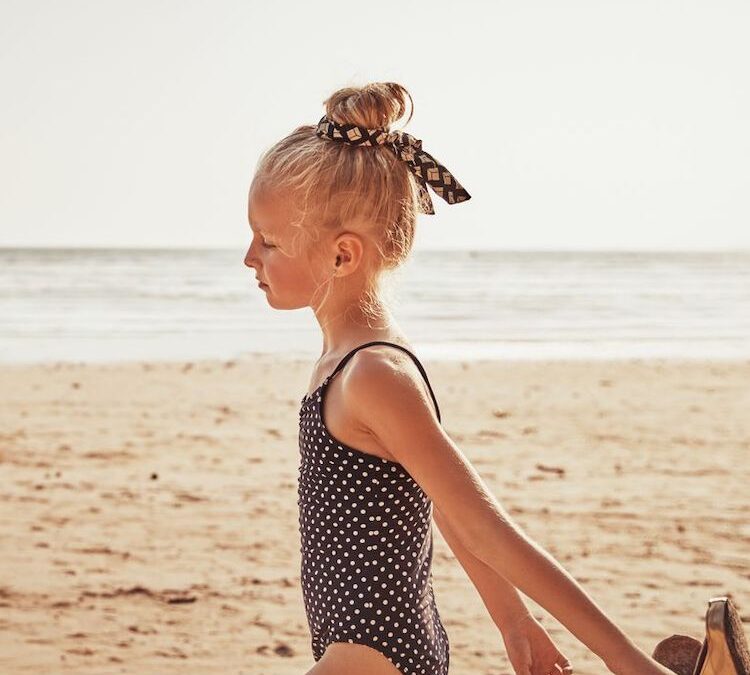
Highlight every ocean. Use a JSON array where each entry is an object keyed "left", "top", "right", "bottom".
[{"left": 1, "top": 247, "right": 748, "bottom": 364}]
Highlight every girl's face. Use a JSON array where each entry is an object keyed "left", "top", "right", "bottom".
[{"left": 244, "top": 186, "right": 329, "bottom": 309}]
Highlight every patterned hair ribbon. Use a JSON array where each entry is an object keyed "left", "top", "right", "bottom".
[{"left": 315, "top": 115, "right": 471, "bottom": 215}]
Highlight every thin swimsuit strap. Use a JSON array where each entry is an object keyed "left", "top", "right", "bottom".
[{"left": 326, "top": 340, "right": 442, "bottom": 424}]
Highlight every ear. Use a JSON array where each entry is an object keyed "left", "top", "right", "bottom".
[{"left": 332, "top": 231, "right": 364, "bottom": 274}]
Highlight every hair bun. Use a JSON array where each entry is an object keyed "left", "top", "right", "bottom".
[{"left": 322, "top": 82, "right": 414, "bottom": 132}]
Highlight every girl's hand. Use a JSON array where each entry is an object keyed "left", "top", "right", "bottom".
[{"left": 500, "top": 612, "right": 574, "bottom": 675}]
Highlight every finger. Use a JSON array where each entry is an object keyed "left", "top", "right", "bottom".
[
  {"left": 556, "top": 657, "right": 574, "bottom": 673},
  {"left": 538, "top": 665, "right": 560, "bottom": 675}
]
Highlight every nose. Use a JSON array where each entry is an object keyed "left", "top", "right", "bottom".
[{"left": 244, "top": 245, "right": 257, "bottom": 270}]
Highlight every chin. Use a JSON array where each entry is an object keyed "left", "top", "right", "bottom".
[{"left": 263, "top": 291, "right": 304, "bottom": 310}]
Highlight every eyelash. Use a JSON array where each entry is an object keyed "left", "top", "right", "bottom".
[{"left": 261, "top": 241, "right": 275, "bottom": 249}]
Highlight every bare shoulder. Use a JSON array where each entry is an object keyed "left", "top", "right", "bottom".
[
  {"left": 347, "top": 342, "right": 420, "bottom": 381},
  {"left": 340, "top": 343, "right": 440, "bottom": 424}
]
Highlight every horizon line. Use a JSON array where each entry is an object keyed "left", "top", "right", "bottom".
[{"left": 1, "top": 245, "right": 749, "bottom": 254}]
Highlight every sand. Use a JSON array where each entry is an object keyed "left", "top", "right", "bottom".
[{"left": 1, "top": 356, "right": 748, "bottom": 674}]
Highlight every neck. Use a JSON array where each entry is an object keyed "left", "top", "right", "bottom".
[{"left": 313, "top": 292, "right": 404, "bottom": 360}]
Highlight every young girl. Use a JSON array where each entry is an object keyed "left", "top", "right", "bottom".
[{"left": 244, "top": 82, "right": 675, "bottom": 675}]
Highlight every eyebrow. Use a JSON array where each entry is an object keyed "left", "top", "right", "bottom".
[
  {"left": 249, "top": 211, "right": 280, "bottom": 239},
  {"left": 248, "top": 216, "right": 266, "bottom": 234}
]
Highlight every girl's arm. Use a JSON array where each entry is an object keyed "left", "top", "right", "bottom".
[
  {"left": 433, "top": 504, "right": 535, "bottom": 632},
  {"left": 345, "top": 350, "right": 672, "bottom": 675}
]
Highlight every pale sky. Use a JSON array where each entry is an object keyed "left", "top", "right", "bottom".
[{"left": 1, "top": 0, "right": 748, "bottom": 251}]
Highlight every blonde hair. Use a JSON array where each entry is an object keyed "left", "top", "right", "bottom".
[{"left": 249, "top": 82, "right": 424, "bottom": 324}]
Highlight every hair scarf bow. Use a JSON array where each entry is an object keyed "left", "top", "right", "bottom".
[{"left": 315, "top": 115, "right": 471, "bottom": 214}]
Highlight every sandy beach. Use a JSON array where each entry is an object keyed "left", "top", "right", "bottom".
[{"left": 1, "top": 356, "right": 748, "bottom": 675}]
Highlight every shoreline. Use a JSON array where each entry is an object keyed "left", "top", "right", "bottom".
[{"left": 2, "top": 352, "right": 750, "bottom": 368}]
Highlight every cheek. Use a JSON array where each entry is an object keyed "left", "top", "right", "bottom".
[{"left": 265, "top": 254, "right": 312, "bottom": 289}]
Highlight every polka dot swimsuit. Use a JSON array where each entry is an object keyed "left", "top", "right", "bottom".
[{"left": 297, "top": 341, "right": 450, "bottom": 675}]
